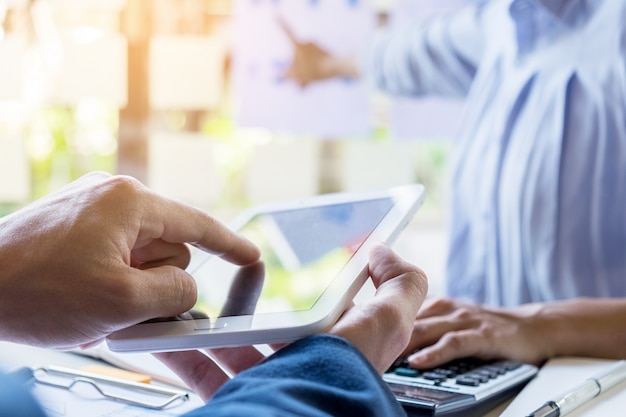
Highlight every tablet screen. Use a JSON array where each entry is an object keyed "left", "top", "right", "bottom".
[{"left": 181, "top": 197, "right": 395, "bottom": 320}]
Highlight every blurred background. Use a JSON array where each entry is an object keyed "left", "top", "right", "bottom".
[{"left": 0, "top": 0, "right": 469, "bottom": 295}]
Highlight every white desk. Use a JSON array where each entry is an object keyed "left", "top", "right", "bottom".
[
  {"left": 9, "top": 343, "right": 621, "bottom": 417},
  {"left": 480, "top": 358, "right": 626, "bottom": 417},
  {"left": 500, "top": 357, "right": 626, "bottom": 416}
]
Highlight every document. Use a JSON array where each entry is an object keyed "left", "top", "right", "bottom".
[
  {"left": 232, "top": 0, "right": 373, "bottom": 137},
  {"left": 501, "top": 357, "right": 626, "bottom": 417},
  {"left": 32, "top": 376, "right": 204, "bottom": 417},
  {"left": 76, "top": 344, "right": 189, "bottom": 389}
]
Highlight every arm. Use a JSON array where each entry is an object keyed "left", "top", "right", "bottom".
[
  {"left": 0, "top": 373, "right": 46, "bottom": 417},
  {"left": 185, "top": 336, "right": 405, "bottom": 417},
  {"left": 279, "top": 4, "right": 485, "bottom": 96},
  {"left": 539, "top": 298, "right": 626, "bottom": 359},
  {"left": 404, "top": 297, "right": 626, "bottom": 369},
  {"left": 369, "top": 5, "right": 486, "bottom": 98},
  {"left": 278, "top": 17, "right": 360, "bottom": 87}
]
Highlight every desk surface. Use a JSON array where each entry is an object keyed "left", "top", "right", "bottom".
[
  {"left": 0, "top": 341, "right": 513, "bottom": 417},
  {"left": 500, "top": 357, "right": 626, "bottom": 416},
  {"left": 17, "top": 344, "right": 625, "bottom": 417},
  {"left": 0, "top": 341, "right": 204, "bottom": 416},
  {"left": 0, "top": 342, "right": 99, "bottom": 371}
]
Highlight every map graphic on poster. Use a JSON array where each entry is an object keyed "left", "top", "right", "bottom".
[{"left": 232, "top": 0, "right": 374, "bottom": 138}]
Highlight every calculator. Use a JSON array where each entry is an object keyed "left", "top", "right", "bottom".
[{"left": 384, "top": 357, "right": 538, "bottom": 416}]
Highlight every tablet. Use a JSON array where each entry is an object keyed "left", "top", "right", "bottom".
[{"left": 107, "top": 184, "right": 425, "bottom": 352}]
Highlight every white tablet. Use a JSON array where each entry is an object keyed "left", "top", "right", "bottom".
[{"left": 107, "top": 184, "right": 425, "bottom": 352}]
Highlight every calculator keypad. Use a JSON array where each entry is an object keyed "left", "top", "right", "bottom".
[{"left": 384, "top": 357, "right": 527, "bottom": 398}]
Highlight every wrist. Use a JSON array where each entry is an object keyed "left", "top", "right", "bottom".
[
  {"left": 530, "top": 298, "right": 608, "bottom": 359},
  {"left": 322, "top": 56, "right": 359, "bottom": 79},
  {"left": 528, "top": 302, "right": 567, "bottom": 360}
]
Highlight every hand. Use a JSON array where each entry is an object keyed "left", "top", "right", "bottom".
[
  {"left": 403, "top": 298, "right": 551, "bottom": 368},
  {"left": 328, "top": 244, "right": 428, "bottom": 373},
  {"left": 0, "top": 172, "right": 260, "bottom": 349},
  {"left": 154, "top": 244, "right": 428, "bottom": 400},
  {"left": 278, "top": 17, "right": 359, "bottom": 87}
]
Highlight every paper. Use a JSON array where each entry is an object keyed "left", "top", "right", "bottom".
[
  {"left": 501, "top": 357, "right": 626, "bottom": 416},
  {"left": 0, "top": 341, "right": 203, "bottom": 416},
  {"left": 232, "top": 0, "right": 374, "bottom": 137},
  {"left": 32, "top": 381, "right": 203, "bottom": 417},
  {"left": 76, "top": 344, "right": 189, "bottom": 389},
  {"left": 149, "top": 35, "right": 227, "bottom": 110}
]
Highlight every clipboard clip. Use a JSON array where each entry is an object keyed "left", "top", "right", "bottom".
[{"left": 31, "top": 365, "right": 189, "bottom": 410}]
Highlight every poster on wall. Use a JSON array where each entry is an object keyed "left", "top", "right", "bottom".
[{"left": 232, "top": 0, "right": 374, "bottom": 138}]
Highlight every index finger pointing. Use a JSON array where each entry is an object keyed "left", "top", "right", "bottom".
[
  {"left": 186, "top": 214, "right": 260, "bottom": 265},
  {"left": 276, "top": 15, "right": 298, "bottom": 45},
  {"left": 140, "top": 191, "right": 260, "bottom": 266}
]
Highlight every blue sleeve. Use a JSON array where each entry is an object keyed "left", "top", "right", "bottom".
[
  {"left": 0, "top": 373, "right": 47, "bottom": 417},
  {"left": 183, "top": 335, "right": 406, "bottom": 417},
  {"left": 368, "top": 3, "right": 488, "bottom": 98}
]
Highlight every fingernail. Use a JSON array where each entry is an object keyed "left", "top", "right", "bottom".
[{"left": 408, "top": 352, "right": 427, "bottom": 367}]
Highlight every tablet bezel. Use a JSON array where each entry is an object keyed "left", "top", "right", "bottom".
[{"left": 106, "top": 184, "right": 425, "bottom": 352}]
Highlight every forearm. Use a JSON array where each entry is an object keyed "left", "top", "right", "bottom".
[
  {"left": 323, "top": 55, "right": 360, "bottom": 79},
  {"left": 532, "top": 298, "right": 626, "bottom": 360},
  {"left": 185, "top": 335, "right": 406, "bottom": 417},
  {"left": 368, "top": 6, "right": 484, "bottom": 97}
]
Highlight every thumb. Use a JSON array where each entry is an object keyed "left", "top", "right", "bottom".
[
  {"left": 327, "top": 245, "right": 427, "bottom": 372},
  {"left": 369, "top": 244, "right": 427, "bottom": 290},
  {"left": 129, "top": 266, "right": 198, "bottom": 321},
  {"left": 368, "top": 244, "right": 428, "bottom": 318}
]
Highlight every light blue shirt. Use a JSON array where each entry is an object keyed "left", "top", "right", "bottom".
[{"left": 370, "top": 0, "right": 626, "bottom": 306}]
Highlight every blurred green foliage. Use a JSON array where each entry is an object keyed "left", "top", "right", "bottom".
[
  {"left": 414, "top": 141, "right": 452, "bottom": 212},
  {"left": 1, "top": 101, "right": 452, "bottom": 226},
  {"left": 0, "top": 203, "right": 20, "bottom": 218},
  {"left": 28, "top": 104, "right": 118, "bottom": 200}
]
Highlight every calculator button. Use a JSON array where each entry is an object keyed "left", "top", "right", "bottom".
[
  {"left": 455, "top": 376, "right": 481, "bottom": 386},
  {"left": 433, "top": 369, "right": 457, "bottom": 378},
  {"left": 483, "top": 365, "right": 506, "bottom": 375},
  {"left": 394, "top": 367, "right": 419, "bottom": 378},
  {"left": 422, "top": 372, "right": 448, "bottom": 383},
  {"left": 476, "top": 369, "right": 498, "bottom": 379},
  {"left": 464, "top": 373, "right": 489, "bottom": 383}
]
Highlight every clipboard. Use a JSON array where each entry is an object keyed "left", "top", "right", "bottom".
[{"left": 16, "top": 365, "right": 205, "bottom": 417}]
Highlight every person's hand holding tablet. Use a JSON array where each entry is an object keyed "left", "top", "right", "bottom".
[{"left": 155, "top": 244, "right": 429, "bottom": 400}]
